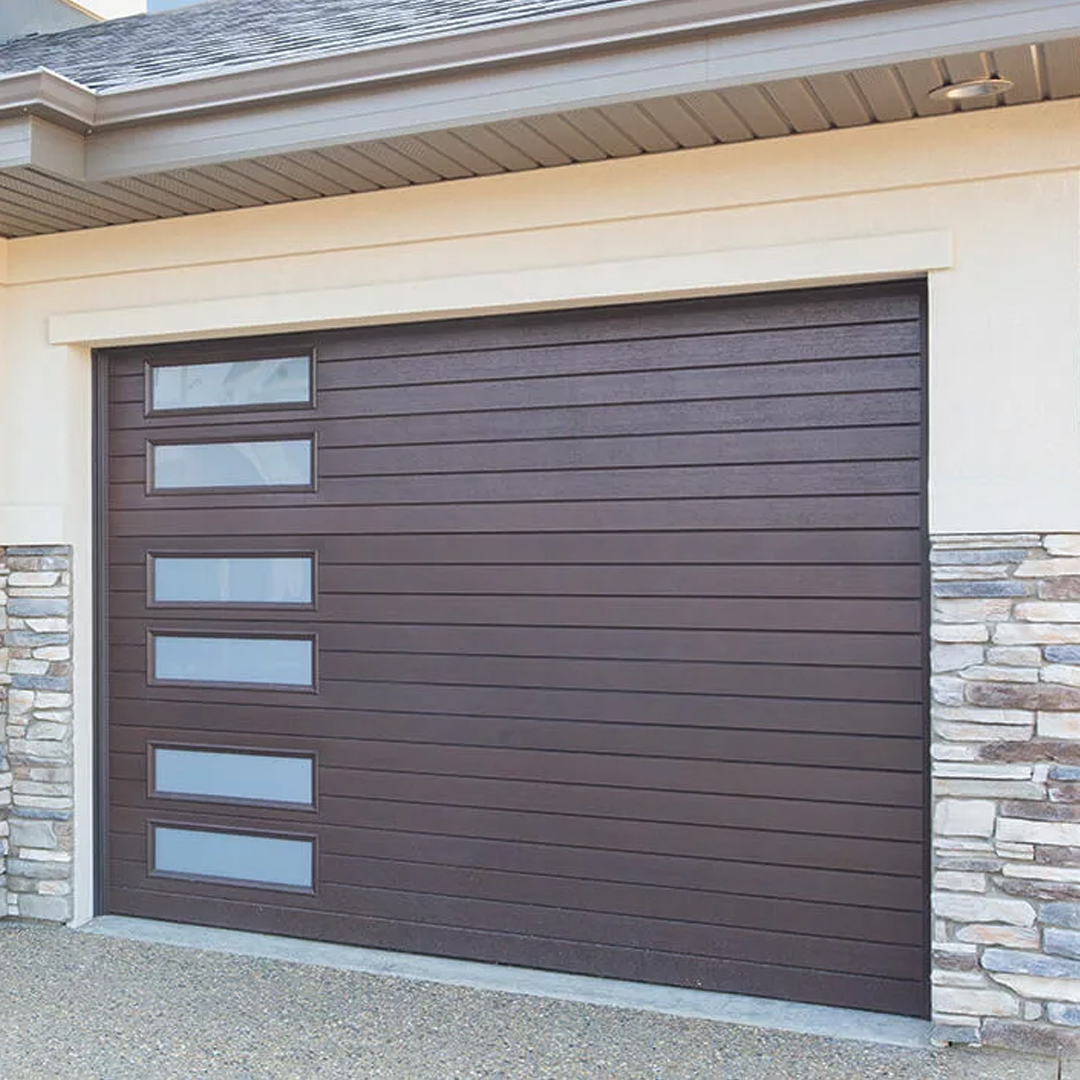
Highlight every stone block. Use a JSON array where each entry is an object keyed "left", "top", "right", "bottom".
[
  {"left": 1040, "top": 579, "right": 1080, "bottom": 601},
  {"left": 6, "top": 572, "right": 59, "bottom": 587},
  {"left": 1046, "top": 537, "right": 1080, "bottom": 557},
  {"left": 934, "top": 762, "right": 1032, "bottom": 779},
  {"left": 969, "top": 682, "right": 1080, "bottom": 711},
  {"left": 934, "top": 871, "right": 987, "bottom": 892},
  {"left": 935, "top": 799, "right": 996, "bottom": 837},
  {"left": 935, "top": 599, "right": 1014, "bottom": 624},
  {"left": 982, "top": 738, "right": 1080, "bottom": 763},
  {"left": 16, "top": 893, "right": 71, "bottom": 921},
  {"left": 995, "top": 624, "right": 1080, "bottom": 646},
  {"left": 31, "top": 646, "right": 69, "bottom": 661},
  {"left": 937, "top": 722, "right": 1033, "bottom": 743},
  {"left": 1001, "top": 878, "right": 1080, "bottom": 902},
  {"left": 932, "top": 676, "right": 967, "bottom": 706},
  {"left": 933, "top": 942, "right": 979, "bottom": 970},
  {"left": 26, "top": 619, "right": 69, "bottom": 633},
  {"left": 997, "top": 818, "right": 1080, "bottom": 847},
  {"left": 1048, "top": 648, "right": 1080, "bottom": 665},
  {"left": 6, "top": 599, "right": 68, "bottom": 618},
  {"left": 933, "top": 986, "right": 1018, "bottom": 1017},
  {"left": 982, "top": 1019, "right": 1080, "bottom": 1057},
  {"left": 933, "top": 624, "right": 991, "bottom": 644},
  {"left": 932, "top": 548, "right": 1029, "bottom": 565},
  {"left": 9, "top": 819, "right": 56, "bottom": 849},
  {"left": 934, "top": 581, "right": 1027, "bottom": 598},
  {"left": 25, "top": 721, "right": 67, "bottom": 741},
  {"left": 934, "top": 780, "right": 1044, "bottom": 799},
  {"left": 1003, "top": 865, "right": 1080, "bottom": 885},
  {"left": 1047, "top": 926, "right": 1080, "bottom": 959},
  {"left": 929, "top": 1023, "right": 980, "bottom": 1047},
  {"left": 987, "top": 646, "right": 1043, "bottom": 667},
  {"left": 963, "top": 665, "right": 1040, "bottom": 684},
  {"left": 931, "top": 969, "right": 993, "bottom": 988},
  {"left": 1045, "top": 898, "right": 1080, "bottom": 933},
  {"left": 983, "top": 948, "right": 1080, "bottom": 979},
  {"left": 956, "top": 925, "right": 1040, "bottom": 948},
  {"left": 932, "top": 892, "right": 1035, "bottom": 926},
  {"left": 932, "top": 644, "right": 986, "bottom": 672},
  {"left": 1049, "top": 1003, "right": 1080, "bottom": 1027},
  {"left": 1002, "top": 801, "right": 1080, "bottom": 822},
  {"left": 1045, "top": 665, "right": 1080, "bottom": 689},
  {"left": 1039, "top": 713, "right": 1080, "bottom": 739},
  {"left": 990, "top": 974, "right": 1080, "bottom": 1005}
]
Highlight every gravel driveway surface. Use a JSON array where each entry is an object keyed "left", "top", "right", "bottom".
[{"left": 0, "top": 920, "right": 1062, "bottom": 1079}]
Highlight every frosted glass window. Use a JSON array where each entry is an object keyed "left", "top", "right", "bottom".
[
  {"left": 154, "top": 749, "right": 313, "bottom": 805},
  {"left": 152, "top": 439, "right": 313, "bottom": 490},
  {"left": 150, "top": 356, "right": 310, "bottom": 412},
  {"left": 153, "top": 556, "right": 313, "bottom": 605},
  {"left": 153, "top": 826, "right": 312, "bottom": 888},
  {"left": 153, "top": 635, "right": 314, "bottom": 687}
]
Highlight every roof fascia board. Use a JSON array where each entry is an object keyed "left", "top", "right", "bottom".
[
  {"left": 81, "top": 0, "right": 1080, "bottom": 180},
  {"left": 0, "top": 70, "right": 95, "bottom": 130}
]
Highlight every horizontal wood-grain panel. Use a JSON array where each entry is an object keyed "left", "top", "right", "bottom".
[{"left": 103, "top": 282, "right": 928, "bottom": 1017}]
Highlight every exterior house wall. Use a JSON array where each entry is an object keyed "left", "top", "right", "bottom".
[{"left": 2, "top": 96, "right": 1080, "bottom": 1051}]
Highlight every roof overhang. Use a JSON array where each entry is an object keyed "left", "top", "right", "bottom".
[{"left": 1, "top": 0, "right": 1079, "bottom": 234}]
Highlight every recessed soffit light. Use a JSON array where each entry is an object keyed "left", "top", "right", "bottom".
[{"left": 928, "top": 76, "right": 1014, "bottom": 102}]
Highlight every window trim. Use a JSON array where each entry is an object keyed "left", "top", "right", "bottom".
[
  {"left": 145, "top": 432, "right": 318, "bottom": 495},
  {"left": 146, "top": 550, "right": 319, "bottom": 610},
  {"left": 147, "top": 819, "right": 318, "bottom": 894},
  {"left": 147, "top": 741, "right": 319, "bottom": 812},
  {"left": 147, "top": 628, "right": 319, "bottom": 693},
  {"left": 143, "top": 349, "right": 316, "bottom": 417}
]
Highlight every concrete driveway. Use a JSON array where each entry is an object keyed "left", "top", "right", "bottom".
[{"left": 0, "top": 920, "right": 1064, "bottom": 1079}]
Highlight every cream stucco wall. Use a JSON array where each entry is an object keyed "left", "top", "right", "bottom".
[{"left": 1, "top": 96, "right": 1080, "bottom": 921}]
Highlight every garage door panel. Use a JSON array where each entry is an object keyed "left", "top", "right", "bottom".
[
  {"left": 110, "top": 801, "right": 922, "bottom": 875},
  {"left": 109, "top": 425, "right": 921, "bottom": 484},
  {"left": 110, "top": 696, "right": 923, "bottom": 751},
  {"left": 109, "top": 460, "right": 922, "bottom": 511},
  {"left": 313, "top": 323, "right": 924, "bottom": 390},
  {"left": 110, "top": 716, "right": 924, "bottom": 772},
  {"left": 108, "top": 528, "right": 924, "bottom": 566},
  {"left": 107, "top": 884, "right": 926, "bottom": 1016},
  {"left": 107, "top": 387, "right": 921, "bottom": 440},
  {"left": 107, "top": 850, "right": 920, "bottom": 946},
  {"left": 109, "top": 679, "right": 924, "bottom": 737},
  {"left": 110, "top": 614, "right": 924, "bottom": 666},
  {"left": 111, "top": 765, "right": 922, "bottom": 841},
  {"left": 109, "top": 827, "right": 923, "bottom": 910},
  {"left": 104, "top": 283, "right": 928, "bottom": 1016},
  {"left": 309, "top": 288, "right": 923, "bottom": 357},
  {"left": 110, "top": 494, "right": 924, "bottom": 537},
  {"left": 282, "top": 356, "right": 923, "bottom": 419},
  {"left": 109, "top": 321, "right": 921, "bottom": 410},
  {"left": 111, "top": 736, "right": 922, "bottom": 805}
]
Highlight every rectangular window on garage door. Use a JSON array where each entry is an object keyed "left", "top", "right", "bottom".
[
  {"left": 149, "top": 554, "right": 316, "bottom": 606},
  {"left": 147, "top": 354, "right": 313, "bottom": 413}
]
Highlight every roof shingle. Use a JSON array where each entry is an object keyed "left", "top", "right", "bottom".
[{"left": 0, "top": 0, "right": 632, "bottom": 92}]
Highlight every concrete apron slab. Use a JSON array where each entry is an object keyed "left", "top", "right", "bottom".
[{"left": 83, "top": 915, "right": 929, "bottom": 1049}]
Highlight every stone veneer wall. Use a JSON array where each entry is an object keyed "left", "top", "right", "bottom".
[
  {"left": 0, "top": 546, "right": 74, "bottom": 922},
  {"left": 932, "top": 533, "right": 1080, "bottom": 1056}
]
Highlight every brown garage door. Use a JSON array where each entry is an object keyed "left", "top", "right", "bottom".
[{"left": 100, "top": 282, "right": 928, "bottom": 1017}]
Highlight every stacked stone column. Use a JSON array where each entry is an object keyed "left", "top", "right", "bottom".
[
  {"left": 932, "top": 534, "right": 1080, "bottom": 1056},
  {"left": 0, "top": 546, "right": 74, "bottom": 921}
]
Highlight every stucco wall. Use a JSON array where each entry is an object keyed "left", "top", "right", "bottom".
[{"left": 1, "top": 96, "right": 1079, "bottom": 1026}]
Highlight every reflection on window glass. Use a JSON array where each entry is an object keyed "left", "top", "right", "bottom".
[
  {"left": 152, "top": 439, "right": 312, "bottom": 490},
  {"left": 154, "top": 748, "right": 313, "bottom": 805},
  {"left": 153, "top": 826, "right": 313, "bottom": 888},
  {"left": 151, "top": 356, "right": 310, "bottom": 411},
  {"left": 153, "top": 634, "right": 314, "bottom": 687},
  {"left": 153, "top": 556, "right": 313, "bottom": 605}
]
